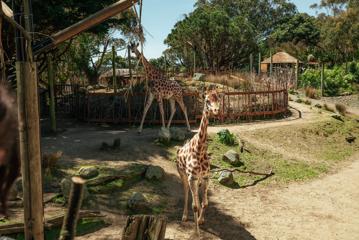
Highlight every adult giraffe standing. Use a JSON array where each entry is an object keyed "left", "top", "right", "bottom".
[
  {"left": 176, "top": 90, "right": 220, "bottom": 234},
  {"left": 129, "top": 43, "right": 191, "bottom": 133}
]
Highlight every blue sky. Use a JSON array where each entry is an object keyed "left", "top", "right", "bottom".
[{"left": 134, "top": 0, "right": 322, "bottom": 59}]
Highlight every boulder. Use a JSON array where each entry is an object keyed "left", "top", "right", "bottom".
[
  {"left": 127, "top": 192, "right": 148, "bottom": 211},
  {"left": 222, "top": 150, "right": 242, "bottom": 166},
  {"left": 192, "top": 73, "right": 206, "bottom": 81},
  {"left": 170, "top": 127, "right": 186, "bottom": 141},
  {"left": 78, "top": 166, "right": 99, "bottom": 179},
  {"left": 331, "top": 114, "right": 344, "bottom": 122},
  {"left": 145, "top": 166, "right": 165, "bottom": 181},
  {"left": 218, "top": 170, "right": 235, "bottom": 186},
  {"left": 8, "top": 185, "right": 18, "bottom": 201},
  {"left": 158, "top": 127, "right": 171, "bottom": 143}
]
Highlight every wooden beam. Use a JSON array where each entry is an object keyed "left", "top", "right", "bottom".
[{"left": 34, "top": 0, "right": 137, "bottom": 55}]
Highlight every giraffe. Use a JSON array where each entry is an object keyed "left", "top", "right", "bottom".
[
  {"left": 129, "top": 43, "right": 191, "bottom": 133},
  {"left": 176, "top": 90, "right": 220, "bottom": 234}
]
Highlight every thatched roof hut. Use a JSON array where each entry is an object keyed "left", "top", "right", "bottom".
[{"left": 261, "top": 52, "right": 302, "bottom": 73}]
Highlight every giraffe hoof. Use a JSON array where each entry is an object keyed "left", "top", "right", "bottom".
[
  {"left": 182, "top": 215, "right": 188, "bottom": 222},
  {"left": 198, "top": 218, "right": 204, "bottom": 225}
]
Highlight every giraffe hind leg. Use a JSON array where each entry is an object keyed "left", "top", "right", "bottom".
[
  {"left": 177, "top": 165, "right": 189, "bottom": 221},
  {"left": 189, "top": 177, "right": 200, "bottom": 234},
  {"left": 176, "top": 97, "right": 191, "bottom": 132},
  {"left": 167, "top": 98, "right": 176, "bottom": 129},
  {"left": 198, "top": 177, "right": 209, "bottom": 225}
]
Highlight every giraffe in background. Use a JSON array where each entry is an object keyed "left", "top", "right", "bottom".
[
  {"left": 129, "top": 43, "right": 191, "bottom": 133},
  {"left": 176, "top": 90, "right": 220, "bottom": 234}
]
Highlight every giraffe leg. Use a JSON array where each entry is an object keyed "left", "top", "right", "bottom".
[
  {"left": 138, "top": 93, "right": 155, "bottom": 134},
  {"left": 157, "top": 97, "right": 166, "bottom": 128},
  {"left": 198, "top": 177, "right": 209, "bottom": 225},
  {"left": 189, "top": 177, "right": 200, "bottom": 234},
  {"left": 167, "top": 98, "right": 176, "bottom": 129},
  {"left": 176, "top": 98, "right": 191, "bottom": 132},
  {"left": 177, "top": 165, "right": 189, "bottom": 221}
]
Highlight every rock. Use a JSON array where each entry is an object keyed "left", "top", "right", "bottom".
[
  {"left": 158, "top": 127, "right": 171, "bottom": 143},
  {"left": 314, "top": 103, "right": 322, "bottom": 108},
  {"left": 222, "top": 150, "right": 242, "bottom": 166},
  {"left": 331, "top": 114, "right": 344, "bottom": 122},
  {"left": 346, "top": 135, "right": 356, "bottom": 144},
  {"left": 112, "top": 138, "right": 121, "bottom": 150},
  {"left": 78, "top": 166, "right": 99, "bottom": 179},
  {"left": 145, "top": 166, "right": 165, "bottom": 181},
  {"left": 218, "top": 170, "right": 235, "bottom": 185},
  {"left": 8, "top": 185, "right": 18, "bottom": 201},
  {"left": 170, "top": 127, "right": 186, "bottom": 141},
  {"left": 192, "top": 73, "right": 205, "bottom": 81},
  {"left": 127, "top": 192, "right": 148, "bottom": 211}
]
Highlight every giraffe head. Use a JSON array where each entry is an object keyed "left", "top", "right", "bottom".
[
  {"left": 129, "top": 42, "right": 140, "bottom": 54},
  {"left": 204, "top": 90, "right": 220, "bottom": 115}
]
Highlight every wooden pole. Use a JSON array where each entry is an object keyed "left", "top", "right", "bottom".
[
  {"left": 112, "top": 45, "right": 117, "bottom": 93},
  {"left": 295, "top": 59, "right": 299, "bottom": 89},
  {"left": 16, "top": 0, "right": 44, "bottom": 239},
  {"left": 258, "top": 52, "right": 261, "bottom": 75},
  {"left": 122, "top": 215, "right": 167, "bottom": 240},
  {"left": 193, "top": 50, "right": 196, "bottom": 74},
  {"left": 59, "top": 177, "right": 86, "bottom": 240},
  {"left": 128, "top": 45, "right": 132, "bottom": 79},
  {"left": 47, "top": 54, "right": 56, "bottom": 133},
  {"left": 320, "top": 63, "right": 324, "bottom": 97},
  {"left": 269, "top": 50, "right": 273, "bottom": 78},
  {"left": 34, "top": 0, "right": 137, "bottom": 55},
  {"left": 249, "top": 53, "right": 253, "bottom": 74}
]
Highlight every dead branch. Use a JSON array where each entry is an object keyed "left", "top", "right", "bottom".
[{"left": 211, "top": 168, "right": 273, "bottom": 176}]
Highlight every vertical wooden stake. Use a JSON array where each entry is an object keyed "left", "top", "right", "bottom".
[
  {"left": 16, "top": 62, "right": 44, "bottom": 240},
  {"left": 128, "top": 45, "right": 132, "bottom": 79},
  {"left": 59, "top": 177, "right": 85, "bottom": 240},
  {"left": 269, "top": 50, "right": 273, "bottom": 78},
  {"left": 258, "top": 52, "right": 261, "bottom": 75},
  {"left": 112, "top": 45, "right": 117, "bottom": 93},
  {"left": 320, "top": 63, "right": 324, "bottom": 97},
  {"left": 295, "top": 59, "right": 299, "bottom": 89},
  {"left": 249, "top": 53, "right": 253, "bottom": 74},
  {"left": 47, "top": 55, "right": 56, "bottom": 133}
]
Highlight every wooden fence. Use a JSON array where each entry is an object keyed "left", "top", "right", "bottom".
[{"left": 84, "top": 89, "right": 288, "bottom": 124}]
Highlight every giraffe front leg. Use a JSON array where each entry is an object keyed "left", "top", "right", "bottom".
[
  {"left": 157, "top": 97, "right": 166, "bottom": 129},
  {"left": 189, "top": 177, "right": 200, "bottom": 234},
  {"left": 177, "top": 167, "right": 189, "bottom": 221},
  {"left": 198, "top": 177, "right": 209, "bottom": 225},
  {"left": 138, "top": 93, "right": 155, "bottom": 134}
]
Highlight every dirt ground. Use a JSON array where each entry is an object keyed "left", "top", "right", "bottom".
[{"left": 37, "top": 100, "right": 359, "bottom": 240}]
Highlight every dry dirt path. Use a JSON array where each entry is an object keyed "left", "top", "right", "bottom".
[{"left": 72, "top": 101, "right": 358, "bottom": 240}]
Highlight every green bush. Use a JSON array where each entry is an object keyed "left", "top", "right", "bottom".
[
  {"left": 300, "top": 65, "right": 356, "bottom": 96},
  {"left": 217, "top": 129, "right": 237, "bottom": 146}
]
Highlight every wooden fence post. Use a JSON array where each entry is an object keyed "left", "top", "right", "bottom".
[
  {"left": 122, "top": 215, "right": 167, "bottom": 240},
  {"left": 269, "top": 50, "right": 273, "bottom": 78},
  {"left": 47, "top": 54, "right": 56, "bottom": 133},
  {"left": 112, "top": 45, "right": 117, "bottom": 93},
  {"left": 258, "top": 52, "right": 261, "bottom": 75}
]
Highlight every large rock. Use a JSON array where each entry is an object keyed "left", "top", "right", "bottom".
[
  {"left": 223, "top": 150, "right": 242, "bottom": 166},
  {"left": 158, "top": 127, "right": 171, "bottom": 143},
  {"left": 78, "top": 166, "right": 99, "bottom": 179},
  {"left": 8, "top": 185, "right": 18, "bottom": 201},
  {"left": 127, "top": 192, "right": 148, "bottom": 211},
  {"left": 170, "top": 127, "right": 186, "bottom": 141},
  {"left": 218, "top": 170, "right": 235, "bottom": 186},
  {"left": 145, "top": 166, "right": 165, "bottom": 181},
  {"left": 193, "top": 73, "right": 206, "bottom": 81}
]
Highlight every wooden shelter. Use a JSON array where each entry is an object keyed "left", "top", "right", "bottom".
[
  {"left": 99, "top": 68, "right": 140, "bottom": 87},
  {"left": 261, "top": 52, "right": 301, "bottom": 73}
]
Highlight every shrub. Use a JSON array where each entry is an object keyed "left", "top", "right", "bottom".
[
  {"left": 217, "top": 129, "right": 237, "bottom": 146},
  {"left": 335, "top": 103, "right": 347, "bottom": 116},
  {"left": 295, "top": 98, "right": 303, "bottom": 103},
  {"left": 323, "top": 104, "right": 335, "bottom": 112},
  {"left": 304, "top": 99, "right": 312, "bottom": 105},
  {"left": 305, "top": 87, "right": 318, "bottom": 99}
]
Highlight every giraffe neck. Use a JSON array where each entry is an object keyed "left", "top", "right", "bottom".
[
  {"left": 133, "top": 48, "right": 165, "bottom": 80},
  {"left": 196, "top": 108, "right": 209, "bottom": 152}
]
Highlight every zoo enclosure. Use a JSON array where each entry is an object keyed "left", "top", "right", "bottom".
[{"left": 43, "top": 84, "right": 288, "bottom": 124}]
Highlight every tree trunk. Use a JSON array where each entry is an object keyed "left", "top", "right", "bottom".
[{"left": 122, "top": 215, "right": 167, "bottom": 240}]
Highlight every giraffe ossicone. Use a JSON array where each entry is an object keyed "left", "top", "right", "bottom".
[
  {"left": 176, "top": 90, "right": 221, "bottom": 234},
  {"left": 129, "top": 43, "right": 191, "bottom": 133}
]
